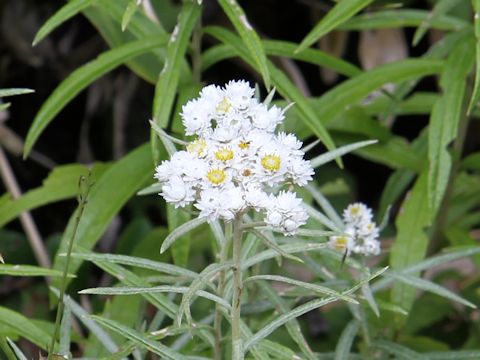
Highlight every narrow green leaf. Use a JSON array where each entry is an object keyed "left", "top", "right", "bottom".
[
  {"left": 121, "top": 0, "right": 139, "bottom": 31},
  {"left": 151, "top": 1, "right": 200, "bottom": 162},
  {"left": 387, "top": 272, "right": 476, "bottom": 308},
  {"left": 244, "top": 296, "right": 339, "bottom": 354},
  {"left": 0, "top": 88, "right": 34, "bottom": 97},
  {"left": 80, "top": 285, "right": 231, "bottom": 310},
  {"left": 160, "top": 217, "right": 207, "bottom": 254},
  {"left": 245, "top": 275, "right": 358, "bottom": 303},
  {"left": 0, "top": 307, "right": 56, "bottom": 350},
  {"left": 50, "top": 287, "right": 119, "bottom": 354},
  {"left": 428, "top": 39, "right": 475, "bottom": 216},
  {"left": 310, "top": 59, "right": 443, "bottom": 126},
  {"left": 70, "top": 251, "right": 198, "bottom": 279},
  {"left": 361, "top": 283, "right": 379, "bottom": 317},
  {"left": 425, "top": 350, "right": 480, "bottom": 359},
  {"left": 52, "top": 144, "right": 153, "bottom": 292},
  {"left": 340, "top": 9, "right": 470, "bottom": 31},
  {"left": 0, "top": 264, "right": 69, "bottom": 277},
  {"left": 334, "top": 321, "right": 359, "bottom": 360},
  {"left": 6, "top": 338, "right": 28, "bottom": 360},
  {"left": 0, "top": 103, "right": 11, "bottom": 111},
  {"left": 468, "top": 0, "right": 480, "bottom": 115},
  {"left": 260, "top": 283, "right": 316, "bottom": 360},
  {"left": 33, "top": 0, "right": 93, "bottom": 46},
  {"left": 218, "top": 0, "right": 270, "bottom": 88},
  {"left": 250, "top": 229, "right": 304, "bottom": 264},
  {"left": 304, "top": 203, "right": 342, "bottom": 232},
  {"left": 0, "top": 163, "right": 107, "bottom": 227},
  {"left": 462, "top": 152, "right": 480, "bottom": 170},
  {"left": 310, "top": 140, "right": 377, "bottom": 169},
  {"left": 413, "top": 0, "right": 463, "bottom": 46},
  {"left": 296, "top": 0, "right": 373, "bottom": 53},
  {"left": 91, "top": 316, "right": 189, "bottom": 360},
  {"left": 25, "top": 38, "right": 167, "bottom": 157},
  {"left": 204, "top": 26, "right": 338, "bottom": 158},
  {"left": 305, "top": 184, "right": 344, "bottom": 229},
  {"left": 373, "top": 340, "right": 421, "bottom": 360},
  {"left": 390, "top": 172, "right": 431, "bottom": 323}
]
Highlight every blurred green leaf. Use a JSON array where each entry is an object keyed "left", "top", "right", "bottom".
[
  {"left": 428, "top": 39, "right": 475, "bottom": 217},
  {"left": 33, "top": 0, "right": 93, "bottom": 46},
  {"left": 0, "top": 163, "right": 107, "bottom": 227},
  {"left": 334, "top": 321, "right": 359, "bottom": 360},
  {"left": 5, "top": 338, "right": 27, "bottom": 360},
  {"left": 52, "top": 144, "right": 153, "bottom": 292},
  {"left": 296, "top": 0, "right": 373, "bottom": 53},
  {"left": 0, "top": 264, "right": 69, "bottom": 277},
  {"left": 390, "top": 172, "right": 431, "bottom": 324},
  {"left": 462, "top": 152, "right": 480, "bottom": 170},
  {"left": 0, "top": 307, "right": 56, "bottom": 350},
  {"left": 218, "top": 0, "right": 271, "bottom": 88},
  {"left": 152, "top": 1, "right": 200, "bottom": 162},
  {"left": 468, "top": 0, "right": 480, "bottom": 114},
  {"left": 24, "top": 37, "right": 167, "bottom": 157},
  {"left": 121, "top": 0, "right": 139, "bottom": 31},
  {"left": 373, "top": 340, "right": 421, "bottom": 359},
  {"left": 413, "top": 0, "right": 463, "bottom": 46},
  {"left": 340, "top": 9, "right": 470, "bottom": 30},
  {"left": 91, "top": 316, "right": 189, "bottom": 360},
  {"left": 0, "top": 88, "right": 34, "bottom": 97}
]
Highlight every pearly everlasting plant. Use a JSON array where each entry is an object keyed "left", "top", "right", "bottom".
[
  {"left": 328, "top": 202, "right": 381, "bottom": 256},
  {"left": 154, "top": 80, "right": 314, "bottom": 235}
]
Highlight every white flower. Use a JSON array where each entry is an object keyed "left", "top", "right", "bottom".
[
  {"left": 161, "top": 176, "right": 195, "bottom": 208},
  {"left": 330, "top": 203, "right": 381, "bottom": 256},
  {"left": 265, "top": 191, "right": 308, "bottom": 236},
  {"left": 154, "top": 80, "right": 314, "bottom": 232}
]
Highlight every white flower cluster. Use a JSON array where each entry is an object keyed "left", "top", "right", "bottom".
[
  {"left": 328, "top": 203, "right": 381, "bottom": 256},
  {"left": 154, "top": 80, "right": 314, "bottom": 235}
]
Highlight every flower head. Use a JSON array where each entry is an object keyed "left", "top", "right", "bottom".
[{"left": 154, "top": 80, "right": 314, "bottom": 235}]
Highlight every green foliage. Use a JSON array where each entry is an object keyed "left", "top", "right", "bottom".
[{"left": 2, "top": 0, "right": 480, "bottom": 359}]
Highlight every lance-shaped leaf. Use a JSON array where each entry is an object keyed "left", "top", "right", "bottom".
[
  {"left": 33, "top": 0, "right": 93, "bottom": 45},
  {"left": 91, "top": 316, "right": 189, "bottom": 360},
  {"left": 24, "top": 37, "right": 167, "bottom": 158},
  {"left": 389, "top": 172, "right": 431, "bottom": 325},
  {"left": 296, "top": 0, "right": 373, "bottom": 53},
  {"left": 468, "top": 0, "right": 480, "bottom": 115},
  {"left": 52, "top": 144, "right": 153, "bottom": 292},
  {"left": 0, "top": 88, "right": 34, "bottom": 97},
  {"left": 310, "top": 140, "right": 378, "bottom": 168},
  {"left": 151, "top": 1, "right": 200, "bottom": 161},
  {"left": 428, "top": 39, "right": 475, "bottom": 217},
  {"left": 160, "top": 217, "right": 208, "bottom": 254},
  {"left": 334, "top": 321, "right": 359, "bottom": 360},
  {"left": 218, "top": 0, "right": 270, "bottom": 88},
  {"left": 0, "top": 264, "right": 71, "bottom": 278}
]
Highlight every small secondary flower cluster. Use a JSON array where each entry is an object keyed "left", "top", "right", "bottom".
[
  {"left": 154, "top": 80, "right": 314, "bottom": 235},
  {"left": 328, "top": 203, "right": 381, "bottom": 256}
]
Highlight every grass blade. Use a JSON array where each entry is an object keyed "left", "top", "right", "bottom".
[
  {"left": 296, "top": 0, "right": 373, "bottom": 53},
  {"left": 6, "top": 338, "right": 28, "bottom": 360},
  {"left": 0, "top": 264, "right": 70, "bottom": 277},
  {"left": 24, "top": 37, "right": 167, "bottom": 158},
  {"left": 33, "top": 0, "right": 93, "bottom": 46},
  {"left": 218, "top": 0, "right": 270, "bottom": 88},
  {"left": 310, "top": 140, "right": 378, "bottom": 169}
]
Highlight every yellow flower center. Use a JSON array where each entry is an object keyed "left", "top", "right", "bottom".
[
  {"left": 350, "top": 206, "right": 360, "bottom": 216},
  {"left": 261, "top": 155, "right": 281, "bottom": 171},
  {"left": 216, "top": 97, "right": 232, "bottom": 114},
  {"left": 207, "top": 169, "right": 226, "bottom": 185},
  {"left": 333, "top": 236, "right": 348, "bottom": 251},
  {"left": 238, "top": 141, "right": 250, "bottom": 150},
  {"left": 215, "top": 148, "right": 234, "bottom": 162},
  {"left": 186, "top": 139, "right": 207, "bottom": 157}
]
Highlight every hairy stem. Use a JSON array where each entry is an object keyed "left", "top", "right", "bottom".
[
  {"left": 214, "top": 221, "right": 232, "bottom": 360},
  {"left": 231, "top": 215, "right": 244, "bottom": 360}
]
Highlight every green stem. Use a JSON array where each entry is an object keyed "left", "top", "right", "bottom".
[
  {"left": 231, "top": 215, "right": 244, "bottom": 360},
  {"left": 214, "top": 221, "right": 232, "bottom": 360},
  {"left": 48, "top": 175, "right": 91, "bottom": 360}
]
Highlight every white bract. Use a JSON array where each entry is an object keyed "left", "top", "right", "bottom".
[
  {"left": 154, "top": 80, "right": 314, "bottom": 235},
  {"left": 329, "top": 202, "right": 381, "bottom": 256}
]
